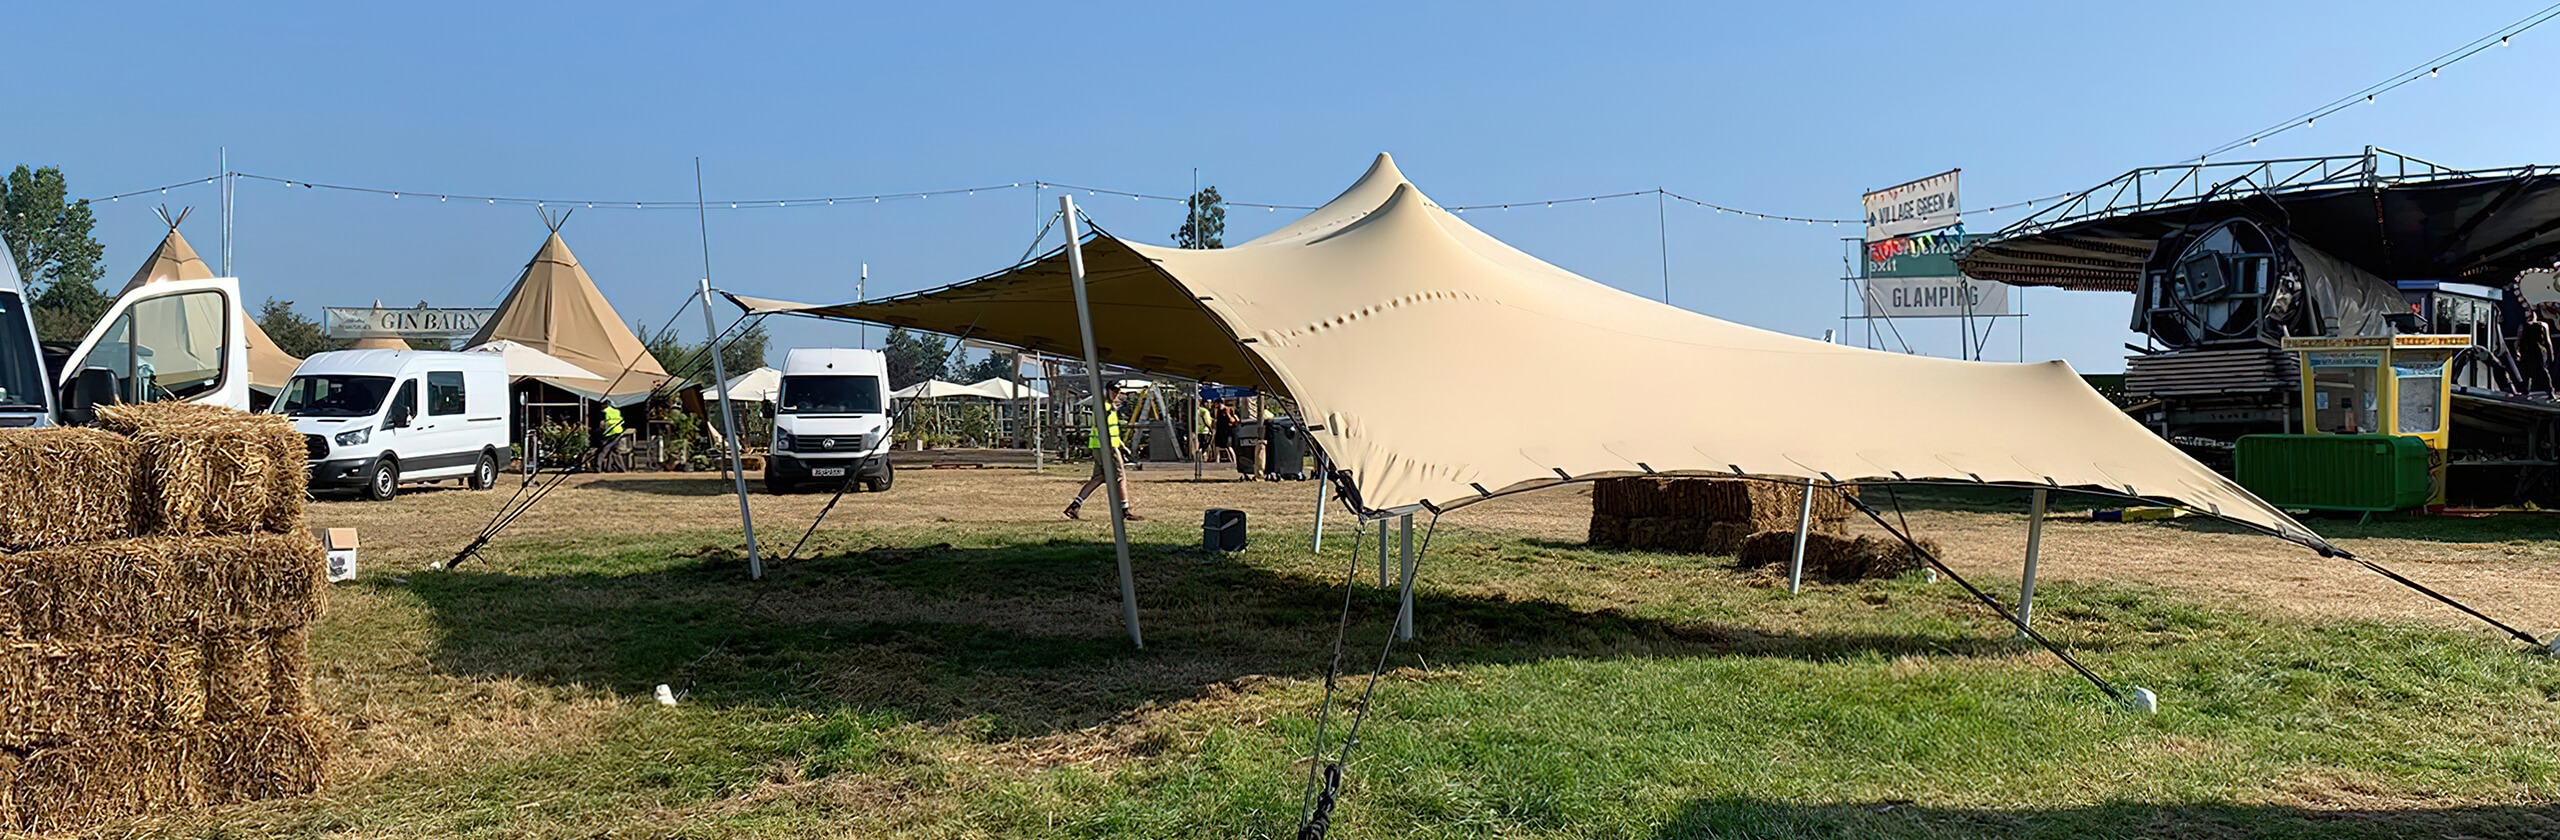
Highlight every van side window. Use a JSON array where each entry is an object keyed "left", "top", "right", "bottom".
[
  {"left": 427, "top": 371, "right": 466, "bottom": 416},
  {"left": 386, "top": 380, "right": 419, "bottom": 428},
  {"left": 70, "top": 289, "right": 231, "bottom": 403}
]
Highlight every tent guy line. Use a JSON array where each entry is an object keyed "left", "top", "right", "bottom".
[{"left": 85, "top": 169, "right": 2080, "bottom": 227}]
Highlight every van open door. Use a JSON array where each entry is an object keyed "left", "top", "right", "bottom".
[{"left": 56, "top": 276, "right": 251, "bottom": 423}]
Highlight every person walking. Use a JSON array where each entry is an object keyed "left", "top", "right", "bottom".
[
  {"left": 1209, "top": 400, "right": 1236, "bottom": 464},
  {"left": 2522, "top": 314, "right": 2554, "bottom": 394},
  {"left": 1065, "top": 386, "right": 1142, "bottom": 520}
]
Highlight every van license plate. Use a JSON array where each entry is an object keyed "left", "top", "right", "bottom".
[{"left": 812, "top": 467, "right": 847, "bottom": 477}]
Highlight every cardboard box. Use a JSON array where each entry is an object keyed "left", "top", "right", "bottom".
[{"left": 314, "top": 527, "right": 359, "bottom": 582}]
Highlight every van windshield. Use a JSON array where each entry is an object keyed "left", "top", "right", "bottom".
[
  {"left": 0, "top": 293, "right": 46, "bottom": 411},
  {"left": 779, "top": 376, "right": 881, "bottom": 414},
  {"left": 273, "top": 375, "right": 396, "bottom": 417}
]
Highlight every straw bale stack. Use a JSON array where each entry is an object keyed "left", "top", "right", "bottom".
[
  {"left": 98, "top": 402, "right": 308, "bottom": 536},
  {"left": 0, "top": 428, "right": 134, "bottom": 549},
  {"left": 1736, "top": 530, "right": 1937, "bottom": 583},
  {"left": 0, "top": 408, "right": 327, "bottom": 829},
  {"left": 1588, "top": 477, "right": 1858, "bottom": 554}
]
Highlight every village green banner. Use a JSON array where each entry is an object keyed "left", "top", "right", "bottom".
[
  {"left": 1863, "top": 169, "right": 1960, "bottom": 241},
  {"left": 324, "top": 306, "right": 495, "bottom": 339}
]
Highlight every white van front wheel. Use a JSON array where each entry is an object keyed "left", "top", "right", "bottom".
[
  {"left": 468, "top": 450, "right": 498, "bottom": 490},
  {"left": 365, "top": 458, "right": 400, "bottom": 502}
]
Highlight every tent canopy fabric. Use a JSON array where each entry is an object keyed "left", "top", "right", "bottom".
[
  {"left": 120, "top": 227, "right": 301, "bottom": 393},
  {"left": 702, "top": 366, "right": 783, "bottom": 403},
  {"left": 464, "top": 339, "right": 608, "bottom": 381},
  {"left": 967, "top": 377, "right": 1046, "bottom": 399},
  {"left": 733, "top": 154, "right": 2326, "bottom": 550},
  {"left": 466, "top": 231, "right": 671, "bottom": 403},
  {"left": 889, "top": 379, "right": 984, "bottom": 401}
]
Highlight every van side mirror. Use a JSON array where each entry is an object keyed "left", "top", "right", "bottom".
[{"left": 59, "top": 368, "right": 119, "bottom": 426}]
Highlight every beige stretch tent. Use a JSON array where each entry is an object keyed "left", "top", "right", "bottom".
[
  {"left": 466, "top": 230, "right": 670, "bottom": 405},
  {"left": 118, "top": 223, "right": 301, "bottom": 394},
  {"left": 734, "top": 154, "right": 2327, "bottom": 551}
]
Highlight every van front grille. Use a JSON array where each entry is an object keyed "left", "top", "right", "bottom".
[
  {"left": 793, "top": 434, "right": 866, "bottom": 452},
  {"left": 305, "top": 434, "right": 329, "bottom": 460}
]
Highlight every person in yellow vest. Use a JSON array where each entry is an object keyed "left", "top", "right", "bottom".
[
  {"left": 1064, "top": 385, "right": 1142, "bottom": 520},
  {"left": 601, "top": 404, "right": 632, "bottom": 472}
]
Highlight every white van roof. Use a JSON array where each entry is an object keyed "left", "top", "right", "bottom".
[
  {"left": 292, "top": 349, "right": 510, "bottom": 377},
  {"left": 782, "top": 348, "right": 885, "bottom": 377}
]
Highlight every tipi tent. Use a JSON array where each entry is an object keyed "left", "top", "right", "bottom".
[
  {"left": 465, "top": 339, "right": 607, "bottom": 382},
  {"left": 118, "top": 221, "right": 301, "bottom": 394},
  {"left": 465, "top": 229, "right": 671, "bottom": 405},
  {"left": 348, "top": 336, "right": 412, "bottom": 351},
  {"left": 730, "top": 154, "right": 2327, "bottom": 550}
]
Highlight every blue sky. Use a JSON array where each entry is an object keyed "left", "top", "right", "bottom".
[{"left": 13, "top": 1, "right": 2560, "bottom": 372}]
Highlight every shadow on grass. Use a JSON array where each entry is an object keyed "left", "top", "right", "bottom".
[
  {"left": 1652, "top": 796, "right": 2560, "bottom": 840},
  {"left": 391, "top": 536, "right": 2061, "bottom": 736},
  {"left": 582, "top": 476, "right": 780, "bottom": 497}
]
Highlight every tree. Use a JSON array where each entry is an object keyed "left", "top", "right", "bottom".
[
  {"left": 1173, "top": 186, "right": 1225, "bottom": 250},
  {"left": 2, "top": 166, "right": 108, "bottom": 342},
  {"left": 882, "top": 327, "right": 949, "bottom": 389},
  {"left": 958, "top": 350, "right": 1018, "bottom": 383},
  {"left": 639, "top": 320, "right": 770, "bottom": 385},
  {"left": 257, "top": 298, "right": 351, "bottom": 358}
]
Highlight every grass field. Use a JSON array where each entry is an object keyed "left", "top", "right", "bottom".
[{"left": 116, "top": 471, "right": 2560, "bottom": 839}]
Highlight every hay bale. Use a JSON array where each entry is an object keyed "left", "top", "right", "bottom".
[
  {"left": 193, "top": 713, "right": 327, "bottom": 804},
  {"left": 1736, "top": 531, "right": 1938, "bottom": 583},
  {"left": 97, "top": 402, "right": 307, "bottom": 537},
  {"left": 0, "top": 638, "right": 175, "bottom": 747},
  {"left": 2, "top": 541, "right": 187, "bottom": 637},
  {"left": 176, "top": 532, "right": 325, "bottom": 632},
  {"left": 11, "top": 728, "right": 197, "bottom": 832},
  {"left": 0, "top": 429, "right": 135, "bottom": 549},
  {"left": 262, "top": 626, "right": 311, "bottom": 717},
  {"left": 1587, "top": 512, "right": 1629, "bottom": 546},
  {"left": 199, "top": 631, "right": 266, "bottom": 722}
]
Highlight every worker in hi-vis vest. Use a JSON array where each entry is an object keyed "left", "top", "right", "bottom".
[{"left": 1064, "top": 384, "right": 1142, "bottom": 520}]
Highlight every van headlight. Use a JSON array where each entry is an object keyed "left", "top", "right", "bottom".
[
  {"left": 774, "top": 430, "right": 794, "bottom": 451},
  {"left": 335, "top": 427, "right": 371, "bottom": 447}
]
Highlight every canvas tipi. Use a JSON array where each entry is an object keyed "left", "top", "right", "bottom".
[
  {"left": 117, "top": 213, "right": 301, "bottom": 394},
  {"left": 465, "top": 224, "right": 670, "bottom": 405}
]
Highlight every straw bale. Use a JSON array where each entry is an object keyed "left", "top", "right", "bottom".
[
  {"left": 1590, "top": 477, "right": 1858, "bottom": 531},
  {"left": 12, "top": 728, "right": 196, "bottom": 832},
  {"left": 0, "top": 637, "right": 173, "bottom": 747},
  {"left": 1736, "top": 531, "right": 1938, "bottom": 583},
  {"left": 2, "top": 541, "right": 186, "bottom": 637},
  {"left": 200, "top": 631, "right": 266, "bottom": 722},
  {"left": 263, "top": 626, "right": 311, "bottom": 717},
  {"left": 175, "top": 532, "right": 324, "bottom": 632},
  {"left": 98, "top": 402, "right": 307, "bottom": 537},
  {"left": 156, "top": 633, "right": 206, "bottom": 726},
  {"left": 0, "top": 428, "right": 135, "bottom": 550},
  {"left": 193, "top": 713, "right": 327, "bottom": 803}
]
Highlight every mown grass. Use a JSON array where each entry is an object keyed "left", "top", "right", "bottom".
[{"left": 148, "top": 516, "right": 2560, "bottom": 839}]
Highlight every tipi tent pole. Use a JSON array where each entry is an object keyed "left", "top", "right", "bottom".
[
  {"left": 2019, "top": 486, "right": 2049, "bottom": 632},
  {"left": 1062, "top": 196, "right": 1143, "bottom": 648},
  {"left": 1396, "top": 514, "right": 1415, "bottom": 641},
  {"left": 701, "top": 277, "right": 765, "bottom": 580},
  {"left": 1788, "top": 477, "right": 1815, "bottom": 594}
]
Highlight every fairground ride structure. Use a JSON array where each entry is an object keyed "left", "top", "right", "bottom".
[{"left": 1960, "top": 148, "right": 2560, "bottom": 508}]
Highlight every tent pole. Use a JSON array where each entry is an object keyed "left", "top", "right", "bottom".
[
  {"left": 701, "top": 277, "right": 764, "bottom": 580},
  {"left": 1034, "top": 356, "right": 1048, "bottom": 470},
  {"left": 1396, "top": 513, "right": 1415, "bottom": 641},
  {"left": 1062, "top": 196, "right": 1143, "bottom": 648},
  {"left": 2019, "top": 486, "right": 2049, "bottom": 633},
  {"left": 1377, "top": 518, "right": 1389, "bottom": 587},
  {"left": 1311, "top": 450, "right": 1327, "bottom": 553},
  {"left": 1788, "top": 477, "right": 1815, "bottom": 594}
]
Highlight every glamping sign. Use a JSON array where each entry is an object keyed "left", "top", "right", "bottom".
[
  {"left": 1861, "top": 276, "right": 2010, "bottom": 318},
  {"left": 1863, "top": 169, "right": 1960, "bottom": 241},
  {"left": 324, "top": 306, "right": 495, "bottom": 339}
]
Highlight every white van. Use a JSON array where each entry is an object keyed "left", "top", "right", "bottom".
[
  {"left": 273, "top": 350, "right": 511, "bottom": 500},
  {"left": 766, "top": 348, "right": 894, "bottom": 493},
  {"left": 0, "top": 239, "right": 52, "bottom": 428}
]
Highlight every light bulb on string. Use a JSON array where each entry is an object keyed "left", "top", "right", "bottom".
[
  {"left": 2503, "top": 35, "right": 2510, "bottom": 46},
  {"left": 2431, "top": 67, "right": 2440, "bottom": 77}
]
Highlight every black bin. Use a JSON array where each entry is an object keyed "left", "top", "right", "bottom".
[
  {"left": 1263, "top": 418, "right": 1308, "bottom": 480},
  {"left": 1203, "top": 508, "right": 1247, "bottom": 552}
]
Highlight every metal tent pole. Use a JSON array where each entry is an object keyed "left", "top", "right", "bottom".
[
  {"left": 702, "top": 277, "right": 764, "bottom": 580},
  {"left": 1063, "top": 196, "right": 1143, "bottom": 648},
  {"left": 1788, "top": 477, "right": 1816, "bottom": 594},
  {"left": 1396, "top": 514, "right": 1416, "bottom": 641},
  {"left": 1310, "top": 451, "right": 1328, "bottom": 553},
  {"left": 2019, "top": 486, "right": 2049, "bottom": 632},
  {"left": 1377, "top": 518, "right": 1389, "bottom": 587}
]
